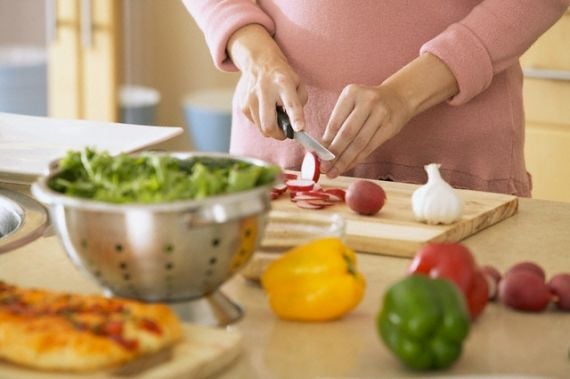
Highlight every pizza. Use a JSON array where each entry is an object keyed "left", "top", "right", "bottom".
[{"left": 0, "top": 281, "right": 182, "bottom": 372}]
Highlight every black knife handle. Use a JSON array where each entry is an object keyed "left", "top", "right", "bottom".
[{"left": 276, "top": 107, "right": 294, "bottom": 139}]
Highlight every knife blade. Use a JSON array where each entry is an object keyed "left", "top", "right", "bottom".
[{"left": 276, "top": 107, "right": 335, "bottom": 161}]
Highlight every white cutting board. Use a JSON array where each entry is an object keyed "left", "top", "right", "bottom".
[
  {"left": 0, "top": 324, "right": 241, "bottom": 379},
  {"left": 0, "top": 112, "right": 183, "bottom": 184}
]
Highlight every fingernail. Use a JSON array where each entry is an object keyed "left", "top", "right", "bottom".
[{"left": 292, "top": 121, "right": 304, "bottom": 132}]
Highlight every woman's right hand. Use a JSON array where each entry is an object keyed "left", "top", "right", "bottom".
[{"left": 228, "top": 25, "right": 308, "bottom": 140}]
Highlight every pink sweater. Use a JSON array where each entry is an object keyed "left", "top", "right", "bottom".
[{"left": 184, "top": 0, "right": 569, "bottom": 196}]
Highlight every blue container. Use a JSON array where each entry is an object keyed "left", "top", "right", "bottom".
[
  {"left": 183, "top": 88, "right": 234, "bottom": 153},
  {"left": 0, "top": 46, "right": 47, "bottom": 116},
  {"left": 120, "top": 85, "right": 160, "bottom": 125}
]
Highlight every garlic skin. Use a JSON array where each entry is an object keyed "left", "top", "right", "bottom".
[{"left": 412, "top": 163, "right": 464, "bottom": 225}]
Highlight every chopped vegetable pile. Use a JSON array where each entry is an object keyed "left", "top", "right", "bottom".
[{"left": 48, "top": 148, "right": 280, "bottom": 203}]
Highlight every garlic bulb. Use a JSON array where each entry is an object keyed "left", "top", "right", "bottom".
[{"left": 412, "top": 163, "right": 463, "bottom": 225}]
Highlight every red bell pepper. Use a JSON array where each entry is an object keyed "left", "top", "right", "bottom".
[{"left": 408, "top": 243, "right": 489, "bottom": 320}]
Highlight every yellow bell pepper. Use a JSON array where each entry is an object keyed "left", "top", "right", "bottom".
[{"left": 261, "top": 237, "right": 366, "bottom": 321}]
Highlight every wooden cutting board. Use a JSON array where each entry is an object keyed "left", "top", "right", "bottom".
[
  {"left": 263, "top": 174, "right": 518, "bottom": 258},
  {"left": 0, "top": 324, "right": 241, "bottom": 379}
]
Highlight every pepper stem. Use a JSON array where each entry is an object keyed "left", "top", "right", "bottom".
[{"left": 343, "top": 253, "right": 356, "bottom": 276}]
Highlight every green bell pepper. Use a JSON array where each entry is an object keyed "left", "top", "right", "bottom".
[{"left": 377, "top": 275, "right": 470, "bottom": 370}]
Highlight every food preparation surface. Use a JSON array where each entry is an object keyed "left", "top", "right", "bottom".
[
  {"left": 0, "top": 323, "right": 241, "bottom": 379},
  {"left": 0, "top": 197, "right": 569, "bottom": 378},
  {"left": 266, "top": 174, "right": 518, "bottom": 257}
]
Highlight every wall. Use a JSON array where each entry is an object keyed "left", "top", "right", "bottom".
[
  {"left": 124, "top": 0, "right": 238, "bottom": 150},
  {"left": 0, "top": 0, "right": 45, "bottom": 46},
  {"left": 0, "top": 0, "right": 237, "bottom": 151}
]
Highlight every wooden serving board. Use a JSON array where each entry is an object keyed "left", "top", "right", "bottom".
[
  {"left": 263, "top": 174, "right": 518, "bottom": 258},
  {"left": 0, "top": 324, "right": 241, "bottom": 379}
]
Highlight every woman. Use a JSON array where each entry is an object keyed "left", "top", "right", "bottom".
[{"left": 183, "top": 0, "right": 569, "bottom": 196}]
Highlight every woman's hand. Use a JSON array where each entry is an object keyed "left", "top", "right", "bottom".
[
  {"left": 320, "top": 53, "right": 459, "bottom": 178},
  {"left": 228, "top": 25, "right": 308, "bottom": 139},
  {"left": 320, "top": 83, "right": 412, "bottom": 178}
]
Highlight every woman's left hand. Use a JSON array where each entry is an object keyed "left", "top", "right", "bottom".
[
  {"left": 320, "top": 83, "right": 412, "bottom": 178},
  {"left": 319, "top": 53, "right": 459, "bottom": 178}
]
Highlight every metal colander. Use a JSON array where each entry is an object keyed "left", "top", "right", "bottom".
[{"left": 32, "top": 152, "right": 277, "bottom": 325}]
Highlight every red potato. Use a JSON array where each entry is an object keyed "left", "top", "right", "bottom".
[
  {"left": 505, "top": 261, "right": 545, "bottom": 281},
  {"left": 345, "top": 180, "right": 386, "bottom": 216},
  {"left": 498, "top": 270, "right": 551, "bottom": 312},
  {"left": 481, "top": 265, "right": 502, "bottom": 301},
  {"left": 547, "top": 273, "right": 570, "bottom": 311}
]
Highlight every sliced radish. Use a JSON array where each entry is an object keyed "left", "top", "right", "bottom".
[
  {"left": 286, "top": 179, "right": 315, "bottom": 192},
  {"left": 292, "top": 194, "right": 328, "bottom": 202},
  {"left": 324, "top": 193, "right": 343, "bottom": 202},
  {"left": 300, "top": 152, "right": 320, "bottom": 182},
  {"left": 272, "top": 183, "right": 288, "bottom": 194},
  {"left": 313, "top": 183, "right": 322, "bottom": 191},
  {"left": 296, "top": 200, "right": 325, "bottom": 209},
  {"left": 284, "top": 172, "right": 298, "bottom": 181},
  {"left": 324, "top": 188, "right": 346, "bottom": 202},
  {"left": 307, "top": 199, "right": 334, "bottom": 207},
  {"left": 270, "top": 192, "right": 282, "bottom": 200},
  {"left": 302, "top": 191, "right": 330, "bottom": 200}
]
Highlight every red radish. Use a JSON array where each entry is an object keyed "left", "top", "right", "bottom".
[
  {"left": 498, "top": 270, "right": 551, "bottom": 312},
  {"left": 270, "top": 192, "right": 282, "bottom": 200},
  {"left": 296, "top": 200, "right": 325, "bottom": 209},
  {"left": 307, "top": 199, "right": 334, "bottom": 207},
  {"left": 481, "top": 265, "right": 502, "bottom": 301},
  {"left": 506, "top": 261, "right": 545, "bottom": 281},
  {"left": 286, "top": 179, "right": 315, "bottom": 192},
  {"left": 291, "top": 194, "right": 329, "bottom": 202},
  {"left": 283, "top": 172, "right": 299, "bottom": 181},
  {"left": 548, "top": 273, "right": 570, "bottom": 311},
  {"left": 345, "top": 180, "right": 386, "bottom": 216},
  {"left": 323, "top": 193, "right": 343, "bottom": 202},
  {"left": 324, "top": 188, "right": 346, "bottom": 202},
  {"left": 313, "top": 183, "right": 322, "bottom": 191},
  {"left": 300, "top": 152, "right": 320, "bottom": 182},
  {"left": 302, "top": 191, "right": 330, "bottom": 199},
  {"left": 272, "top": 183, "right": 288, "bottom": 194}
]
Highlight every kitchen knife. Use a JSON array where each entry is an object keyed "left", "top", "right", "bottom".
[{"left": 276, "top": 107, "right": 335, "bottom": 161}]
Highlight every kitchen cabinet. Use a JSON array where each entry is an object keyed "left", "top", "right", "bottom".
[
  {"left": 521, "top": 8, "right": 570, "bottom": 202},
  {"left": 48, "top": 0, "right": 121, "bottom": 121}
]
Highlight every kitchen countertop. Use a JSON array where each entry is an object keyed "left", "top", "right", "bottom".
[{"left": 0, "top": 197, "right": 569, "bottom": 378}]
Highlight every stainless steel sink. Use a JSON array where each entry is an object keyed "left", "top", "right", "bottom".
[{"left": 0, "top": 188, "right": 48, "bottom": 253}]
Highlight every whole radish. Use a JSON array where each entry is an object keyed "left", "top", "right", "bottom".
[
  {"left": 505, "top": 261, "right": 545, "bottom": 281},
  {"left": 481, "top": 265, "right": 502, "bottom": 301},
  {"left": 498, "top": 270, "right": 551, "bottom": 312},
  {"left": 548, "top": 273, "right": 570, "bottom": 311},
  {"left": 346, "top": 180, "right": 386, "bottom": 216}
]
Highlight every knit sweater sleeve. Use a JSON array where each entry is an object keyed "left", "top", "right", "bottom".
[
  {"left": 182, "top": 0, "right": 276, "bottom": 72},
  {"left": 421, "top": 0, "right": 570, "bottom": 105}
]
